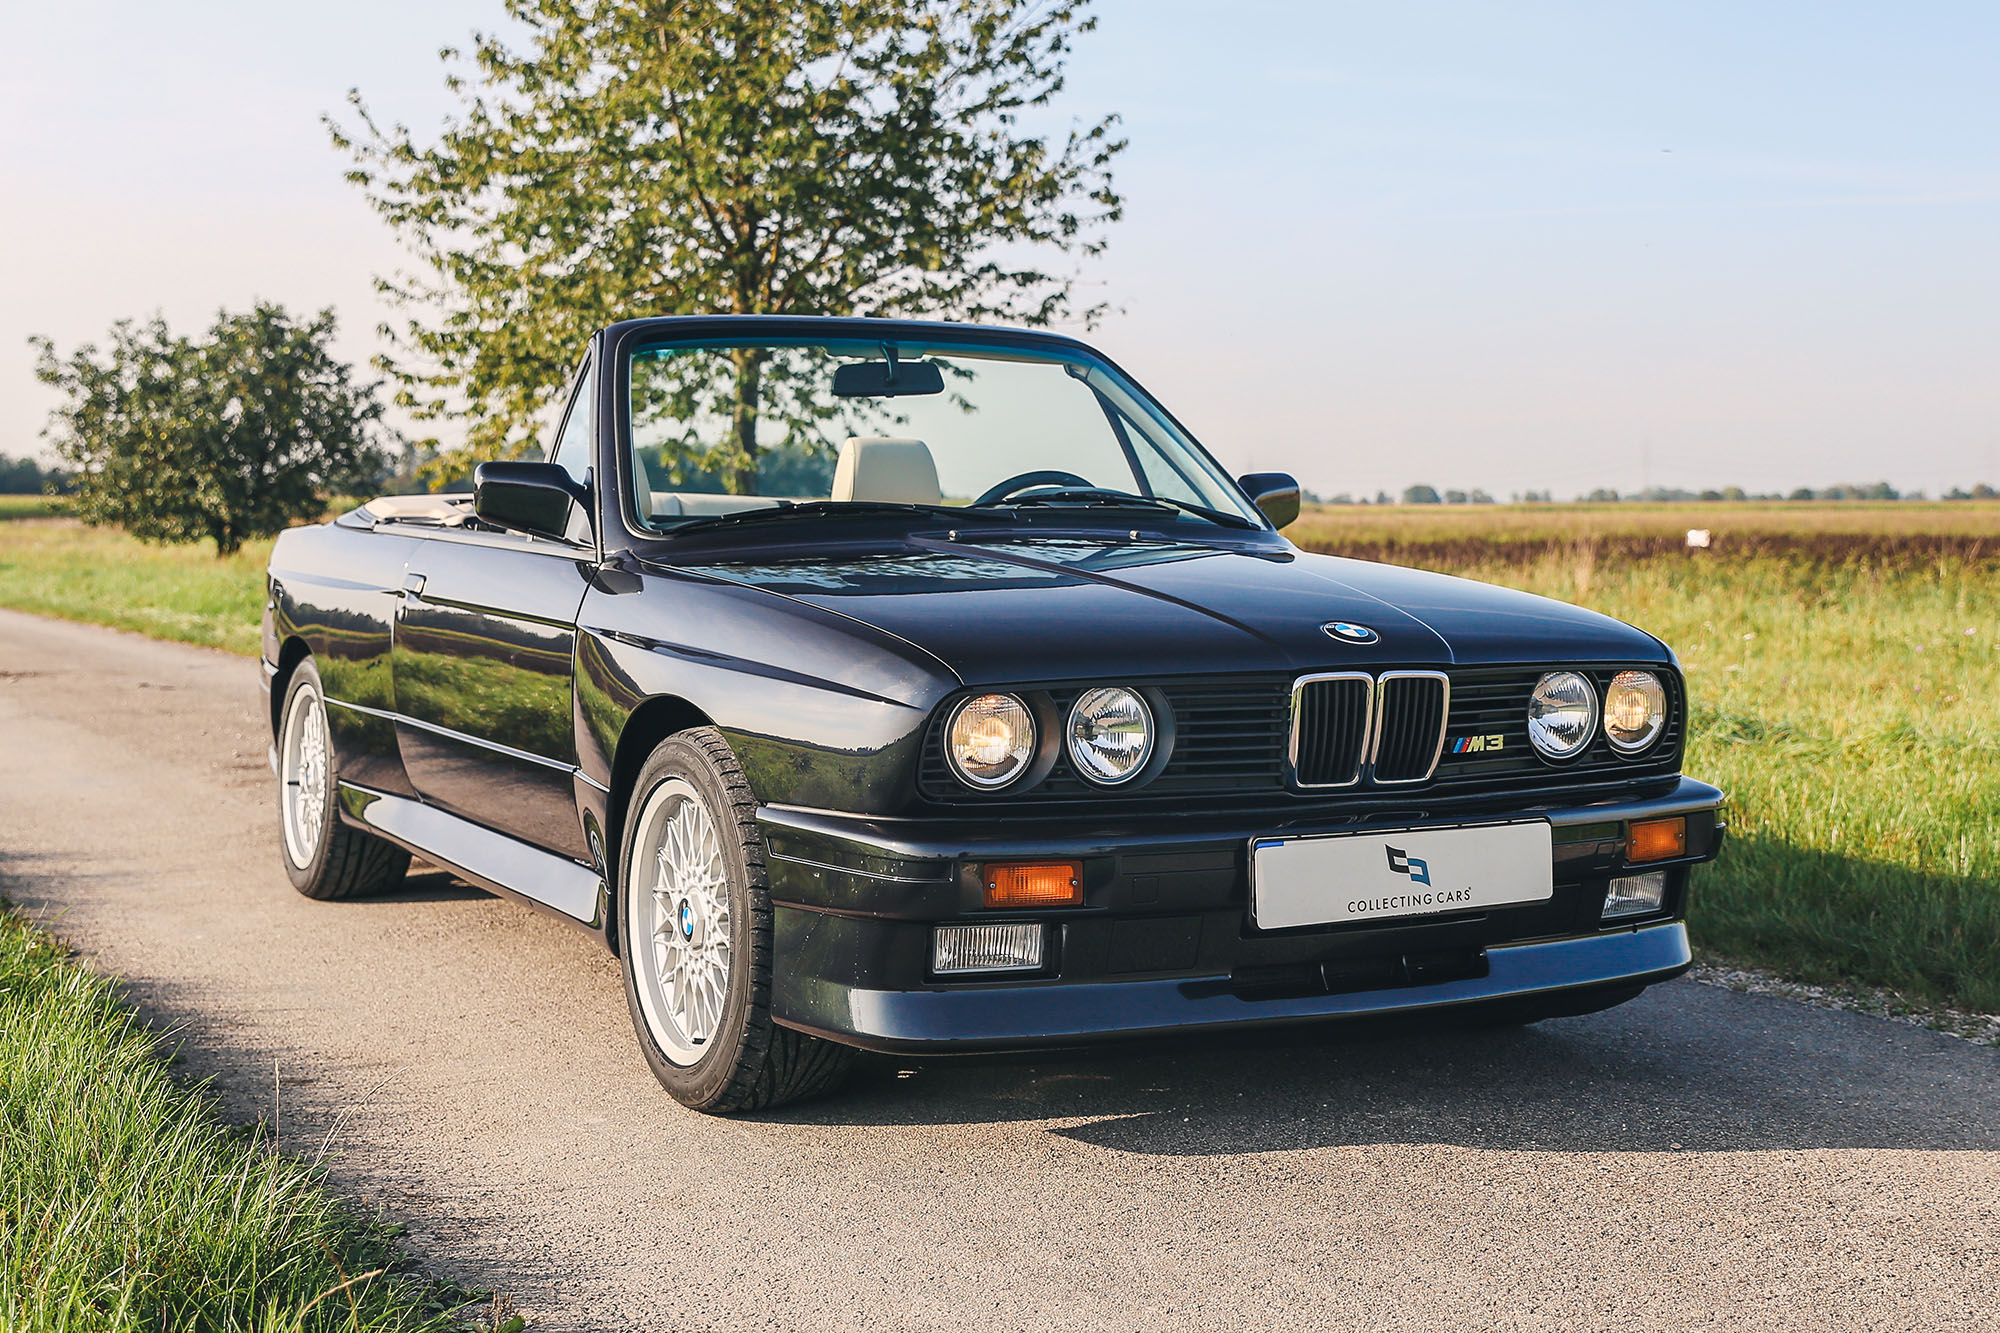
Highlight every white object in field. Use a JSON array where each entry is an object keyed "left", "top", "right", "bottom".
[{"left": 1686, "top": 528, "right": 1712, "bottom": 549}]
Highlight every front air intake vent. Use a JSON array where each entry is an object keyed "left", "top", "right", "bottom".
[
  {"left": 1370, "top": 672, "right": 1450, "bottom": 784},
  {"left": 1290, "top": 673, "right": 1372, "bottom": 788}
]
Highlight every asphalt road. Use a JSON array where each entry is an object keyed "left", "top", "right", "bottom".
[{"left": 2, "top": 606, "right": 1995, "bottom": 1331}]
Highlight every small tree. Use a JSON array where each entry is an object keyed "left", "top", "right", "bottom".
[
  {"left": 333, "top": 0, "right": 1125, "bottom": 486},
  {"left": 1401, "top": 484, "right": 1441, "bottom": 505},
  {"left": 31, "top": 305, "right": 390, "bottom": 555}
]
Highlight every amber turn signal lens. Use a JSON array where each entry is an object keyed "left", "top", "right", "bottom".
[
  {"left": 982, "top": 861, "right": 1083, "bottom": 908},
  {"left": 1627, "top": 817, "right": 1686, "bottom": 863}
]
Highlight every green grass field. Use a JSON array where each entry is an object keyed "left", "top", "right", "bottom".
[
  {"left": 0, "top": 519, "right": 272, "bottom": 654},
  {"left": 1, "top": 507, "right": 1995, "bottom": 1013},
  {"left": 1294, "top": 525, "right": 1998, "bottom": 1014},
  {"left": 0, "top": 906, "right": 491, "bottom": 1331},
  {"left": 0, "top": 494, "right": 65, "bottom": 519}
]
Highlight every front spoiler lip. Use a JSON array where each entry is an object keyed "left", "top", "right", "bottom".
[{"left": 776, "top": 921, "right": 1692, "bottom": 1054}]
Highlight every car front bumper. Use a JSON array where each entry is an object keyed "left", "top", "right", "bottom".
[{"left": 757, "top": 776, "right": 1724, "bottom": 1053}]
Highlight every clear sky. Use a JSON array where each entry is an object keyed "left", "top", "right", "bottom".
[{"left": 4, "top": 1, "right": 1996, "bottom": 498}]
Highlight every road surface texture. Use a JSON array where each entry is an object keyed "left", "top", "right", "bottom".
[{"left": 2, "top": 607, "right": 1994, "bottom": 1331}]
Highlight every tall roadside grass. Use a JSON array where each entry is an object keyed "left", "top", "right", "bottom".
[
  {"left": 1299, "top": 528, "right": 2000, "bottom": 1014},
  {"left": 0, "top": 905, "right": 492, "bottom": 1331}
]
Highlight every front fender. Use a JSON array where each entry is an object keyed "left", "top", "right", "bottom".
[{"left": 577, "top": 565, "right": 959, "bottom": 815}]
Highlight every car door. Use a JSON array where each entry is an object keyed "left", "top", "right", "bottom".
[{"left": 390, "top": 360, "right": 597, "bottom": 860}]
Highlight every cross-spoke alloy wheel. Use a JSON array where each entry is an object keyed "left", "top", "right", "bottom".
[
  {"left": 631, "top": 777, "right": 734, "bottom": 1064},
  {"left": 274, "top": 657, "right": 410, "bottom": 900},
  {"left": 616, "top": 728, "right": 855, "bottom": 1112},
  {"left": 280, "top": 680, "right": 331, "bottom": 869}
]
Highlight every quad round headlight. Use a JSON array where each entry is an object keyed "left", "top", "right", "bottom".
[
  {"left": 946, "top": 693, "right": 1035, "bottom": 788},
  {"left": 1603, "top": 669, "right": 1667, "bottom": 753},
  {"left": 1527, "top": 671, "right": 1597, "bottom": 759},
  {"left": 1066, "top": 686, "right": 1155, "bottom": 785}
]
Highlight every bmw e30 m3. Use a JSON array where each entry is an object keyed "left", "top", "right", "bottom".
[{"left": 263, "top": 316, "right": 1725, "bottom": 1112}]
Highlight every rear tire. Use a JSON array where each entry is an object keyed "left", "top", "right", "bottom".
[
  {"left": 276, "top": 658, "right": 411, "bottom": 900},
  {"left": 616, "top": 727, "right": 855, "bottom": 1113}
]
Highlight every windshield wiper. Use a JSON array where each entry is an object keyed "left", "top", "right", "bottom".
[
  {"left": 664, "top": 500, "right": 1016, "bottom": 536},
  {"left": 970, "top": 488, "right": 1260, "bottom": 531}
]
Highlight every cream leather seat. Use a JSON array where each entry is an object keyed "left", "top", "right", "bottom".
[{"left": 832, "top": 437, "right": 941, "bottom": 506}]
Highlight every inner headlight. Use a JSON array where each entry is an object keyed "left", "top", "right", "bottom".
[
  {"left": 946, "top": 693, "right": 1035, "bottom": 788},
  {"left": 1066, "top": 686, "right": 1155, "bottom": 785},
  {"left": 1527, "top": 671, "right": 1597, "bottom": 759},
  {"left": 1603, "top": 670, "right": 1667, "bottom": 753}
]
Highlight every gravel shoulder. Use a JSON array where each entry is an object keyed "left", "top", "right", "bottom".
[{"left": 1, "top": 607, "right": 1994, "bottom": 1331}]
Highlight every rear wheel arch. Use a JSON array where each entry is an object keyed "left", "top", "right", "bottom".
[
  {"left": 270, "top": 635, "right": 313, "bottom": 739},
  {"left": 603, "top": 694, "right": 716, "bottom": 955}
]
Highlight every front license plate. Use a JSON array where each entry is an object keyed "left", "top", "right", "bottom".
[{"left": 1250, "top": 822, "right": 1553, "bottom": 931}]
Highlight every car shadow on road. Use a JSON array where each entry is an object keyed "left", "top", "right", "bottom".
[
  {"left": 366, "top": 864, "right": 496, "bottom": 903},
  {"left": 758, "top": 982, "right": 2000, "bottom": 1155}
]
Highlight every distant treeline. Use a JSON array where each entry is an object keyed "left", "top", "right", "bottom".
[
  {"left": 0, "top": 454, "right": 70, "bottom": 494},
  {"left": 1305, "top": 481, "right": 1999, "bottom": 506}
]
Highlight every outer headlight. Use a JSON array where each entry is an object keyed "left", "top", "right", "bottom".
[
  {"left": 946, "top": 693, "right": 1035, "bottom": 788},
  {"left": 1527, "top": 671, "right": 1597, "bottom": 759},
  {"left": 1067, "top": 687, "right": 1155, "bottom": 785},
  {"left": 1603, "top": 670, "right": 1667, "bottom": 753}
]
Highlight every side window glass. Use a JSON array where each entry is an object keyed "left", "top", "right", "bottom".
[{"left": 547, "top": 359, "right": 594, "bottom": 486}]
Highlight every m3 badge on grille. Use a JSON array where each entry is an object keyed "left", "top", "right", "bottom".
[{"left": 1322, "top": 621, "right": 1379, "bottom": 644}]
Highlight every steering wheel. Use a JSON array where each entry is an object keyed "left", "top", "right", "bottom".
[{"left": 972, "top": 470, "right": 1095, "bottom": 507}]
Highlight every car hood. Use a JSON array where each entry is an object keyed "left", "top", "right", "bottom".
[{"left": 683, "top": 534, "right": 1667, "bottom": 686}]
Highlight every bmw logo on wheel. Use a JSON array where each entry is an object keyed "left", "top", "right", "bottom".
[{"left": 1322, "top": 621, "right": 1380, "bottom": 644}]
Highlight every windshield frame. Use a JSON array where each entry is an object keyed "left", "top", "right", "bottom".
[{"left": 600, "top": 316, "right": 1272, "bottom": 551}]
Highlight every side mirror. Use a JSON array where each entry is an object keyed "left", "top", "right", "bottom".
[
  {"left": 474, "top": 461, "right": 588, "bottom": 541},
  {"left": 1237, "top": 471, "right": 1300, "bottom": 530}
]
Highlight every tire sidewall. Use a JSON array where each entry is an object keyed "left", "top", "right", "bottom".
[
  {"left": 277, "top": 659, "right": 338, "bottom": 891},
  {"left": 617, "top": 731, "right": 764, "bottom": 1108}
]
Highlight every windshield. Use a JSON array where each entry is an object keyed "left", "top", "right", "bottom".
[{"left": 621, "top": 336, "right": 1262, "bottom": 532}]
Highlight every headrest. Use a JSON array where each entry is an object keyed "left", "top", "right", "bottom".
[{"left": 832, "top": 437, "right": 941, "bottom": 506}]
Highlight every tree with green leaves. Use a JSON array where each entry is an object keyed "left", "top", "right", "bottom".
[
  {"left": 30, "top": 305, "right": 390, "bottom": 555},
  {"left": 333, "top": 0, "right": 1124, "bottom": 488}
]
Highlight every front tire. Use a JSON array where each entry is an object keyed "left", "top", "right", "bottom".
[
  {"left": 616, "top": 727, "right": 854, "bottom": 1113},
  {"left": 276, "top": 658, "right": 410, "bottom": 900}
]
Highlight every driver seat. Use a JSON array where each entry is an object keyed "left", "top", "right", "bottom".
[{"left": 832, "top": 437, "right": 941, "bottom": 506}]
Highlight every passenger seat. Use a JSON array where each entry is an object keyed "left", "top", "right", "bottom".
[{"left": 832, "top": 437, "right": 941, "bottom": 506}]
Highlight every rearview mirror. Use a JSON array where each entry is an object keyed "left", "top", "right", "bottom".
[
  {"left": 1237, "top": 472, "right": 1300, "bottom": 529},
  {"left": 474, "top": 461, "right": 588, "bottom": 541},
  {"left": 832, "top": 359, "right": 945, "bottom": 398}
]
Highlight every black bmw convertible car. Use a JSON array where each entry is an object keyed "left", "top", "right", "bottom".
[{"left": 263, "top": 316, "right": 1724, "bottom": 1112}]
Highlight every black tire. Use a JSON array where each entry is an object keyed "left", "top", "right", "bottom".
[
  {"left": 616, "top": 727, "right": 855, "bottom": 1113},
  {"left": 276, "top": 658, "right": 411, "bottom": 901}
]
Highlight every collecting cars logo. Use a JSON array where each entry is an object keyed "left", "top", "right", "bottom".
[
  {"left": 1384, "top": 845, "right": 1430, "bottom": 885},
  {"left": 1347, "top": 842, "right": 1478, "bottom": 916}
]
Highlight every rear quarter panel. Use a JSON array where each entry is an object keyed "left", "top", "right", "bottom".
[{"left": 267, "top": 521, "right": 424, "bottom": 797}]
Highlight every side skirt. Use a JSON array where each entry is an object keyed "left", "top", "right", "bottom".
[{"left": 337, "top": 781, "right": 604, "bottom": 927}]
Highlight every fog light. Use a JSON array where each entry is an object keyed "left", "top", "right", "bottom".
[
  {"left": 1627, "top": 817, "right": 1686, "bottom": 863},
  {"left": 933, "top": 922, "right": 1044, "bottom": 974},
  {"left": 982, "top": 861, "right": 1082, "bottom": 908},
  {"left": 1602, "top": 871, "right": 1668, "bottom": 920}
]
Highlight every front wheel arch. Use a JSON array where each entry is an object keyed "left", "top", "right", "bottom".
[{"left": 603, "top": 694, "right": 715, "bottom": 956}]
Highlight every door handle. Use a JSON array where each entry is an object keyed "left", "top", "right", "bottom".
[{"left": 401, "top": 572, "right": 427, "bottom": 597}]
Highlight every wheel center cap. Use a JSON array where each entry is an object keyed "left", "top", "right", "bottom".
[{"left": 677, "top": 898, "right": 699, "bottom": 944}]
